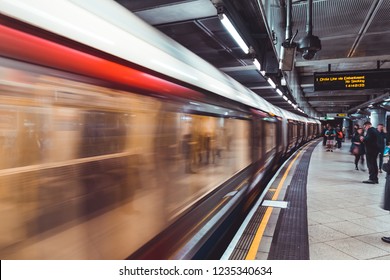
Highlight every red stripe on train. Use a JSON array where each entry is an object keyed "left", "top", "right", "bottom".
[{"left": 0, "top": 24, "right": 201, "bottom": 97}]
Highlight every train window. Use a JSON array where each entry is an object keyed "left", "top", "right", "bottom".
[
  {"left": 254, "top": 119, "right": 263, "bottom": 160},
  {"left": 309, "top": 124, "right": 313, "bottom": 139},
  {"left": 156, "top": 113, "right": 251, "bottom": 214},
  {"left": 264, "top": 121, "right": 276, "bottom": 155},
  {"left": 0, "top": 60, "right": 253, "bottom": 259},
  {"left": 287, "top": 121, "right": 295, "bottom": 149},
  {"left": 80, "top": 111, "right": 128, "bottom": 158}
]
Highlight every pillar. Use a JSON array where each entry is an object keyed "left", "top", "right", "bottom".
[
  {"left": 370, "top": 108, "right": 386, "bottom": 128},
  {"left": 342, "top": 118, "right": 350, "bottom": 139}
]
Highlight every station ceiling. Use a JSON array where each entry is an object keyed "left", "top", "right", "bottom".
[{"left": 115, "top": 0, "right": 390, "bottom": 118}]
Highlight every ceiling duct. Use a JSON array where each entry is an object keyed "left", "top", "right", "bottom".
[
  {"left": 279, "top": 0, "right": 297, "bottom": 71},
  {"left": 347, "top": 92, "right": 390, "bottom": 114},
  {"left": 297, "top": 0, "right": 321, "bottom": 60}
]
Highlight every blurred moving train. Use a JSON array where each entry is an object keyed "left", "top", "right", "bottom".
[{"left": 0, "top": 0, "right": 320, "bottom": 259}]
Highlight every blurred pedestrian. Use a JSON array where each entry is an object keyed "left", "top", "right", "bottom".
[
  {"left": 321, "top": 125, "right": 328, "bottom": 146},
  {"left": 351, "top": 127, "right": 365, "bottom": 171},
  {"left": 335, "top": 127, "right": 343, "bottom": 149},
  {"left": 352, "top": 124, "right": 359, "bottom": 135}
]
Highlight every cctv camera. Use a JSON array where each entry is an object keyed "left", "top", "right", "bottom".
[
  {"left": 297, "top": 34, "right": 321, "bottom": 60},
  {"left": 302, "top": 49, "right": 316, "bottom": 60}
]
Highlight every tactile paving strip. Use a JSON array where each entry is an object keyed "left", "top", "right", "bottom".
[
  {"left": 267, "top": 143, "right": 317, "bottom": 260},
  {"left": 228, "top": 190, "right": 274, "bottom": 260}
]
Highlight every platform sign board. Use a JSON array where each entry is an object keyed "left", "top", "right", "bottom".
[
  {"left": 320, "top": 117, "right": 334, "bottom": 120},
  {"left": 314, "top": 69, "right": 390, "bottom": 91},
  {"left": 326, "top": 113, "right": 347, "bottom": 118}
]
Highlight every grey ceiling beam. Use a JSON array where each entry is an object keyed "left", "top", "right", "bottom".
[
  {"left": 295, "top": 55, "right": 390, "bottom": 67},
  {"left": 219, "top": 65, "right": 258, "bottom": 72},
  {"left": 347, "top": 0, "right": 382, "bottom": 57},
  {"left": 314, "top": 106, "right": 349, "bottom": 110},
  {"left": 314, "top": 108, "right": 349, "bottom": 113},
  {"left": 307, "top": 96, "right": 366, "bottom": 102},
  {"left": 308, "top": 101, "right": 358, "bottom": 106},
  {"left": 262, "top": 96, "right": 285, "bottom": 100},
  {"left": 304, "top": 89, "right": 384, "bottom": 97},
  {"left": 347, "top": 92, "right": 390, "bottom": 113},
  {"left": 300, "top": 75, "right": 314, "bottom": 88}
]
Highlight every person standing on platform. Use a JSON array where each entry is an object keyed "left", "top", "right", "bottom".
[
  {"left": 361, "top": 121, "right": 379, "bottom": 184},
  {"left": 352, "top": 124, "right": 359, "bottom": 135},
  {"left": 325, "top": 125, "right": 336, "bottom": 152},
  {"left": 351, "top": 127, "right": 365, "bottom": 171},
  {"left": 335, "top": 127, "right": 343, "bottom": 149},
  {"left": 376, "top": 123, "right": 387, "bottom": 173},
  {"left": 380, "top": 159, "right": 390, "bottom": 244},
  {"left": 349, "top": 124, "right": 359, "bottom": 153},
  {"left": 322, "top": 125, "right": 328, "bottom": 146}
]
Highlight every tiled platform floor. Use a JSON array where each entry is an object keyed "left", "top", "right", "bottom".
[{"left": 307, "top": 141, "right": 390, "bottom": 259}]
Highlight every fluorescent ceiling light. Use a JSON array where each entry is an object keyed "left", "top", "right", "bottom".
[
  {"left": 283, "top": 95, "right": 288, "bottom": 101},
  {"left": 219, "top": 13, "right": 249, "bottom": 54},
  {"left": 276, "top": 89, "right": 283, "bottom": 96},
  {"left": 253, "top": 59, "right": 261, "bottom": 71},
  {"left": 267, "top": 78, "right": 277, "bottom": 89}
]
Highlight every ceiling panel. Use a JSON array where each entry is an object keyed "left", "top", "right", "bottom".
[
  {"left": 355, "top": 32, "right": 390, "bottom": 57},
  {"left": 292, "top": 0, "right": 373, "bottom": 40},
  {"left": 226, "top": 70, "right": 266, "bottom": 84},
  {"left": 157, "top": 21, "right": 222, "bottom": 53},
  {"left": 301, "top": 36, "right": 356, "bottom": 60},
  {"left": 197, "top": 51, "right": 245, "bottom": 68},
  {"left": 115, "top": 0, "right": 390, "bottom": 116},
  {"left": 366, "top": 0, "right": 390, "bottom": 33},
  {"left": 116, "top": 0, "right": 187, "bottom": 11}
]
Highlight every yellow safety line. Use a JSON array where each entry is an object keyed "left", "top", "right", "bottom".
[{"left": 245, "top": 149, "right": 304, "bottom": 260}]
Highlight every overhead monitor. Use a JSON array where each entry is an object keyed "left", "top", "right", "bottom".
[{"left": 314, "top": 69, "right": 390, "bottom": 91}]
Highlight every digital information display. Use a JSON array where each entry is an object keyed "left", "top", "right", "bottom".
[{"left": 314, "top": 69, "right": 390, "bottom": 91}]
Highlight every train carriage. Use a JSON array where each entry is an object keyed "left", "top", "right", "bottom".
[{"left": 0, "top": 0, "right": 320, "bottom": 259}]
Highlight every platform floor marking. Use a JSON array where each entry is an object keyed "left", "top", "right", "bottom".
[
  {"left": 245, "top": 149, "right": 303, "bottom": 260},
  {"left": 262, "top": 200, "right": 288, "bottom": 208}
]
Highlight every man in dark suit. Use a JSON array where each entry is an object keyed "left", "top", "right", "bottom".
[{"left": 361, "top": 121, "right": 379, "bottom": 184}]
